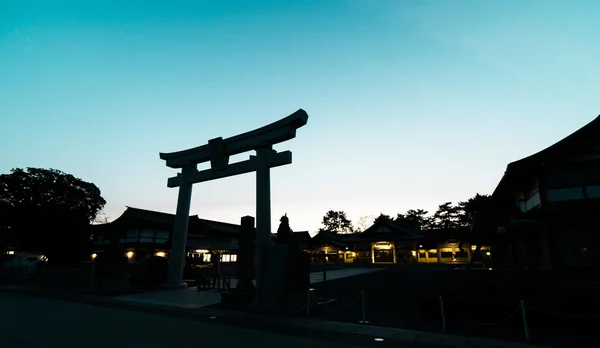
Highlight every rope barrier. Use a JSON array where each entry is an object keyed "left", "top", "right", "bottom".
[
  {"left": 528, "top": 305, "right": 600, "bottom": 319},
  {"left": 323, "top": 295, "right": 362, "bottom": 310},
  {"left": 450, "top": 303, "right": 521, "bottom": 326}
]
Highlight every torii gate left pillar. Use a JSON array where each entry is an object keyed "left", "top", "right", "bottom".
[
  {"left": 166, "top": 165, "right": 196, "bottom": 287},
  {"left": 159, "top": 109, "right": 309, "bottom": 289}
]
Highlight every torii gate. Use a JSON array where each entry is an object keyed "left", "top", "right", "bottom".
[{"left": 159, "top": 109, "right": 309, "bottom": 288}]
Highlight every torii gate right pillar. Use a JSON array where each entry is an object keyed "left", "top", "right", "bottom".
[{"left": 255, "top": 146, "right": 273, "bottom": 290}]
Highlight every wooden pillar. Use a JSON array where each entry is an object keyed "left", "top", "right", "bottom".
[
  {"left": 255, "top": 146, "right": 273, "bottom": 291},
  {"left": 371, "top": 244, "right": 375, "bottom": 264},
  {"left": 165, "top": 165, "right": 195, "bottom": 288}
]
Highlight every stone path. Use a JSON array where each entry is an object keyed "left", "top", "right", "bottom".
[{"left": 115, "top": 267, "right": 384, "bottom": 309}]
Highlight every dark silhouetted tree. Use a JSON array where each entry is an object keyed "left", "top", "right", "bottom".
[
  {"left": 318, "top": 210, "right": 354, "bottom": 234},
  {"left": 373, "top": 213, "right": 393, "bottom": 225},
  {"left": 0, "top": 167, "right": 106, "bottom": 263},
  {"left": 458, "top": 193, "right": 492, "bottom": 227},
  {"left": 431, "top": 202, "right": 461, "bottom": 229},
  {"left": 395, "top": 209, "right": 432, "bottom": 230}
]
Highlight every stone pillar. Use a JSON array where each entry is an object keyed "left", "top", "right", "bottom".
[
  {"left": 255, "top": 146, "right": 273, "bottom": 290},
  {"left": 392, "top": 246, "right": 396, "bottom": 264},
  {"left": 236, "top": 216, "right": 256, "bottom": 291},
  {"left": 166, "top": 165, "right": 195, "bottom": 288},
  {"left": 467, "top": 245, "right": 472, "bottom": 263}
]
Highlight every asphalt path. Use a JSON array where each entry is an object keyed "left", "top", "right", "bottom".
[{"left": 0, "top": 292, "right": 448, "bottom": 348}]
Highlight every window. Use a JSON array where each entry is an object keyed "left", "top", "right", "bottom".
[
  {"left": 546, "top": 187, "right": 584, "bottom": 202},
  {"left": 585, "top": 185, "right": 600, "bottom": 199},
  {"left": 155, "top": 231, "right": 169, "bottom": 244},
  {"left": 126, "top": 229, "right": 139, "bottom": 243},
  {"left": 140, "top": 228, "right": 154, "bottom": 243},
  {"left": 202, "top": 253, "right": 211, "bottom": 262},
  {"left": 221, "top": 254, "right": 237, "bottom": 262}
]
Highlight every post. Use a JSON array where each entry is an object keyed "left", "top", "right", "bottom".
[
  {"left": 439, "top": 295, "right": 447, "bottom": 333},
  {"left": 520, "top": 300, "right": 530, "bottom": 343},
  {"left": 359, "top": 290, "right": 369, "bottom": 324},
  {"left": 255, "top": 146, "right": 273, "bottom": 292},
  {"left": 323, "top": 252, "right": 328, "bottom": 299},
  {"left": 306, "top": 288, "right": 311, "bottom": 317},
  {"left": 165, "top": 165, "right": 195, "bottom": 288}
]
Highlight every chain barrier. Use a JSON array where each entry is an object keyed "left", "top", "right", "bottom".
[
  {"left": 322, "top": 295, "right": 362, "bottom": 310},
  {"left": 528, "top": 305, "right": 600, "bottom": 319},
  {"left": 449, "top": 302, "right": 521, "bottom": 327}
]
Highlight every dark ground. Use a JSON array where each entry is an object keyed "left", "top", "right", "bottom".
[
  {"left": 0, "top": 291, "right": 456, "bottom": 348},
  {"left": 307, "top": 265, "right": 599, "bottom": 348}
]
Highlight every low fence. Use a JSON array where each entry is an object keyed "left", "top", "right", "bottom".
[{"left": 300, "top": 287, "right": 600, "bottom": 345}]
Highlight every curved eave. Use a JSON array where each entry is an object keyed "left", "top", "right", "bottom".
[
  {"left": 492, "top": 114, "right": 600, "bottom": 201},
  {"left": 506, "top": 114, "right": 600, "bottom": 174}
]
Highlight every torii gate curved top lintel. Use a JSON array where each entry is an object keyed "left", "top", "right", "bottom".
[
  {"left": 159, "top": 109, "right": 309, "bottom": 288},
  {"left": 160, "top": 109, "right": 308, "bottom": 168}
]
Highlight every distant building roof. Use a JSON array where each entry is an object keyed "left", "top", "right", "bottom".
[
  {"left": 92, "top": 207, "right": 244, "bottom": 237},
  {"left": 349, "top": 219, "right": 425, "bottom": 242}
]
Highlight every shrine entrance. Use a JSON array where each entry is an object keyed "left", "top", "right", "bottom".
[{"left": 159, "top": 109, "right": 309, "bottom": 289}]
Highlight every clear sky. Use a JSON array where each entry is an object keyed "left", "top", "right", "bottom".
[{"left": 1, "top": 0, "right": 599, "bottom": 233}]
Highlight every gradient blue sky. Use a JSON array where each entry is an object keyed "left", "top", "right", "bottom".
[{"left": 1, "top": 0, "right": 599, "bottom": 233}]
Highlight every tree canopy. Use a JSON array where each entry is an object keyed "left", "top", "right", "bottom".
[
  {"left": 318, "top": 210, "right": 354, "bottom": 234},
  {"left": 324, "top": 193, "right": 492, "bottom": 235},
  {"left": 457, "top": 193, "right": 492, "bottom": 226},
  {"left": 0, "top": 167, "right": 106, "bottom": 261}
]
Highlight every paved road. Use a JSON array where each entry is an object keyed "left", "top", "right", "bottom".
[{"left": 0, "top": 292, "right": 445, "bottom": 348}]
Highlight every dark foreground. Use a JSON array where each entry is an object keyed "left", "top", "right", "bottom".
[
  {"left": 309, "top": 266, "right": 599, "bottom": 348},
  {"left": 0, "top": 291, "right": 453, "bottom": 348}
]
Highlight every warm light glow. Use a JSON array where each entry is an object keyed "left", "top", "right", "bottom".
[
  {"left": 419, "top": 245, "right": 423, "bottom": 248},
  {"left": 429, "top": 249, "right": 437, "bottom": 253},
  {"left": 91, "top": 253, "right": 97, "bottom": 260},
  {"left": 486, "top": 251, "right": 491, "bottom": 256},
  {"left": 374, "top": 242, "right": 392, "bottom": 250},
  {"left": 195, "top": 249, "right": 209, "bottom": 253},
  {"left": 126, "top": 251, "right": 134, "bottom": 258},
  {"left": 471, "top": 245, "right": 477, "bottom": 251},
  {"left": 155, "top": 251, "right": 166, "bottom": 257},
  {"left": 6, "top": 250, "right": 14, "bottom": 255},
  {"left": 411, "top": 250, "right": 416, "bottom": 257}
]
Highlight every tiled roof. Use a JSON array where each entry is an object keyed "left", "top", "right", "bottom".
[
  {"left": 96, "top": 207, "right": 244, "bottom": 236},
  {"left": 352, "top": 219, "right": 425, "bottom": 242}
]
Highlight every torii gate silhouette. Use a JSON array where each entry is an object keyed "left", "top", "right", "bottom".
[{"left": 159, "top": 109, "right": 309, "bottom": 288}]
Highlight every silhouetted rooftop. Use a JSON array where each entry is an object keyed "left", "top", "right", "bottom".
[{"left": 492, "top": 114, "right": 600, "bottom": 200}]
